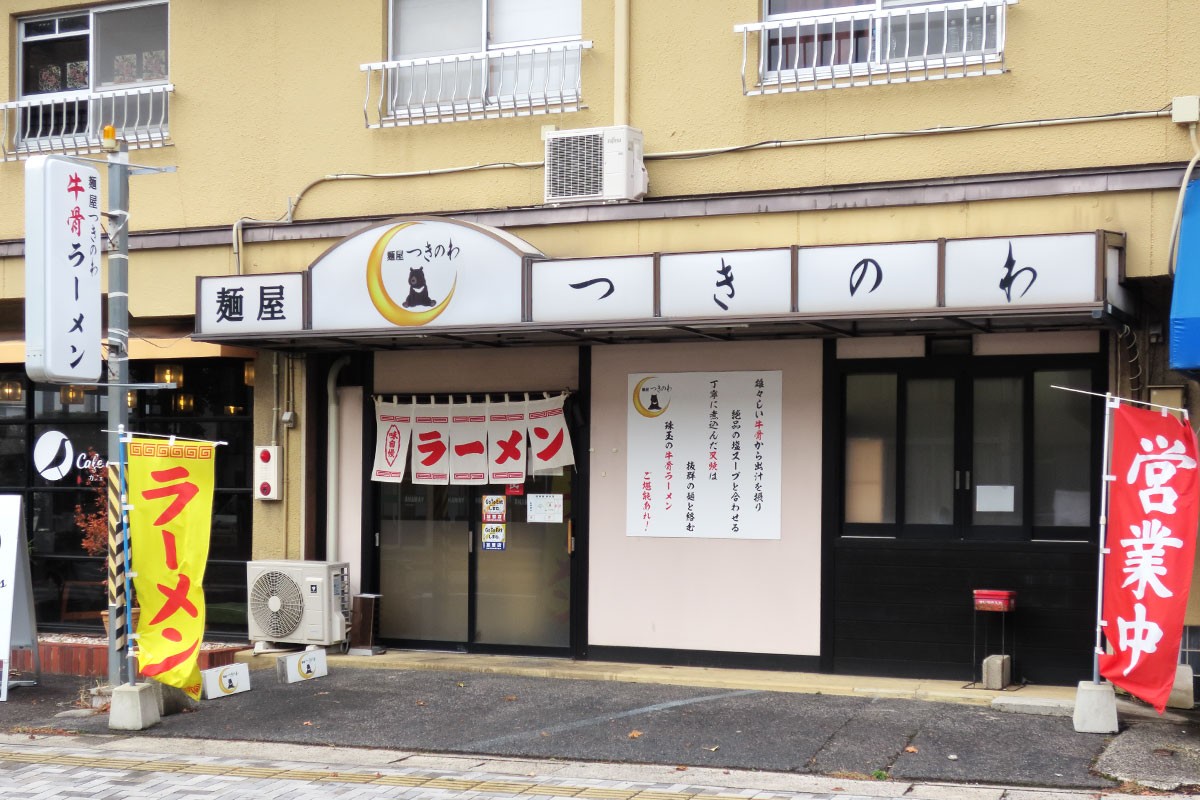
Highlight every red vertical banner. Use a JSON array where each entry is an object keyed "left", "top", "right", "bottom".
[
  {"left": 1100, "top": 404, "right": 1199, "bottom": 712},
  {"left": 411, "top": 407, "right": 450, "bottom": 485}
]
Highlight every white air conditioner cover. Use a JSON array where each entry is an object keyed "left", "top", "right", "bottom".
[
  {"left": 246, "top": 560, "right": 350, "bottom": 646},
  {"left": 545, "top": 125, "right": 647, "bottom": 204}
]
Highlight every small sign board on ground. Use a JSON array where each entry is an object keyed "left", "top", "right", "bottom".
[
  {"left": 276, "top": 648, "right": 328, "bottom": 684},
  {"left": 201, "top": 662, "right": 251, "bottom": 699}
]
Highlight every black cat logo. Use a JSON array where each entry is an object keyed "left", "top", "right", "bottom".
[{"left": 403, "top": 267, "right": 437, "bottom": 308}]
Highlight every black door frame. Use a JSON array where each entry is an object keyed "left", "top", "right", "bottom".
[
  {"left": 820, "top": 339, "right": 1108, "bottom": 677},
  {"left": 361, "top": 346, "right": 590, "bottom": 659}
]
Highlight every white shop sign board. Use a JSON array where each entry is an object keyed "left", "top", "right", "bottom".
[
  {"left": 796, "top": 241, "right": 939, "bottom": 314},
  {"left": 201, "top": 662, "right": 252, "bottom": 699},
  {"left": 659, "top": 249, "right": 792, "bottom": 318},
  {"left": 532, "top": 257, "right": 655, "bottom": 322},
  {"left": 309, "top": 219, "right": 536, "bottom": 330},
  {"left": 196, "top": 274, "right": 305, "bottom": 334},
  {"left": 25, "top": 156, "right": 103, "bottom": 383},
  {"left": 627, "top": 371, "right": 782, "bottom": 539},
  {"left": 944, "top": 234, "right": 1099, "bottom": 308},
  {"left": 195, "top": 226, "right": 1120, "bottom": 341},
  {"left": 276, "top": 648, "right": 328, "bottom": 684},
  {"left": 1, "top": 495, "right": 40, "bottom": 701}
]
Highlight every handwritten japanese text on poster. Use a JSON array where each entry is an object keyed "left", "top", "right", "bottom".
[{"left": 627, "top": 372, "right": 781, "bottom": 539}]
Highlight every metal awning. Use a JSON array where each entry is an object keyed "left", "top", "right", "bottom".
[
  {"left": 1170, "top": 179, "right": 1200, "bottom": 374},
  {"left": 192, "top": 304, "right": 1122, "bottom": 353}
]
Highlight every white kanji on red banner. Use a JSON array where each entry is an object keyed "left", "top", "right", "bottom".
[
  {"left": 449, "top": 400, "right": 488, "bottom": 485},
  {"left": 1100, "top": 404, "right": 1199, "bottom": 713},
  {"left": 526, "top": 394, "right": 575, "bottom": 472},
  {"left": 411, "top": 406, "right": 450, "bottom": 485},
  {"left": 371, "top": 400, "right": 413, "bottom": 483},
  {"left": 488, "top": 399, "right": 527, "bottom": 485}
]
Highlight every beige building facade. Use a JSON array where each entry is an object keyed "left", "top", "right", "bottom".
[{"left": 2, "top": 0, "right": 1199, "bottom": 686}]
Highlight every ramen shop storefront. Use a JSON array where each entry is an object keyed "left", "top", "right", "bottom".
[{"left": 194, "top": 219, "right": 1130, "bottom": 674}]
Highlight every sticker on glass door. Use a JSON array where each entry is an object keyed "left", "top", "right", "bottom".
[{"left": 482, "top": 523, "right": 506, "bottom": 551}]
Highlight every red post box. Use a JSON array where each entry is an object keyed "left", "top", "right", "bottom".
[{"left": 973, "top": 589, "right": 1016, "bottom": 612}]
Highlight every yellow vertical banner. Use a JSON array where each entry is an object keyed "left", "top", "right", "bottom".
[{"left": 126, "top": 438, "right": 216, "bottom": 700}]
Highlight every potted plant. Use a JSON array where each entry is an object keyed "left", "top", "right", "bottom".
[{"left": 74, "top": 449, "right": 138, "bottom": 633}]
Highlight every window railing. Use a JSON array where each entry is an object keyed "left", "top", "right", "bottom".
[
  {"left": 1, "top": 83, "right": 173, "bottom": 161},
  {"left": 361, "top": 40, "right": 592, "bottom": 128},
  {"left": 735, "top": 0, "right": 1013, "bottom": 95}
]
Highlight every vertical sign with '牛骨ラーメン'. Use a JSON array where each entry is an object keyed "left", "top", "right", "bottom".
[
  {"left": 1100, "top": 404, "right": 1199, "bottom": 712},
  {"left": 25, "top": 156, "right": 102, "bottom": 383},
  {"left": 627, "top": 372, "right": 782, "bottom": 539}
]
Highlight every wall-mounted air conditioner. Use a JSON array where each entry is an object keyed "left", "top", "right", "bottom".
[
  {"left": 544, "top": 125, "right": 648, "bottom": 205},
  {"left": 246, "top": 560, "right": 350, "bottom": 647}
]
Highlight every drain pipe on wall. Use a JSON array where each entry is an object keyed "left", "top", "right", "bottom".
[
  {"left": 614, "top": 0, "right": 630, "bottom": 127},
  {"left": 325, "top": 356, "right": 350, "bottom": 562}
]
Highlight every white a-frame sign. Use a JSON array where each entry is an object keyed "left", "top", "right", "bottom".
[{"left": 1, "top": 495, "right": 41, "bottom": 700}]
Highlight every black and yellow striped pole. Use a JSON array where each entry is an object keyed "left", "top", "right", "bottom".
[{"left": 106, "top": 462, "right": 128, "bottom": 684}]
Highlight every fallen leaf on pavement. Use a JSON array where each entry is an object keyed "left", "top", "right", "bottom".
[
  {"left": 415, "top": 700, "right": 427, "bottom": 706},
  {"left": 456, "top": 682, "right": 466, "bottom": 688},
  {"left": 705, "top": 746, "right": 719, "bottom": 752},
  {"left": 302, "top": 721, "right": 313, "bottom": 726},
  {"left": 675, "top": 766, "right": 687, "bottom": 772},
  {"left": 628, "top": 730, "right": 643, "bottom": 739},
  {"left": 504, "top": 695, "right": 518, "bottom": 702},
  {"left": 904, "top": 746, "right": 918, "bottom": 753}
]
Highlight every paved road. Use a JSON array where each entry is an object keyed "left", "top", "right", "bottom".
[
  {"left": 1, "top": 736, "right": 934, "bottom": 800},
  {"left": 1, "top": 670, "right": 1121, "bottom": 790}
]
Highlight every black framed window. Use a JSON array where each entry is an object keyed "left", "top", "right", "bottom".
[
  {"left": 839, "top": 354, "right": 1103, "bottom": 542},
  {"left": 0, "top": 358, "right": 252, "bottom": 633}
]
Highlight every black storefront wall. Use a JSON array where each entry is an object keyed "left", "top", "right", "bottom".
[
  {"left": 832, "top": 539, "right": 1096, "bottom": 684},
  {"left": 0, "top": 358, "right": 254, "bottom": 635},
  {"left": 823, "top": 344, "right": 1107, "bottom": 684}
]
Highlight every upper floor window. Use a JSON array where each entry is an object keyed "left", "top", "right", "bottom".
[
  {"left": 391, "top": 0, "right": 580, "bottom": 59},
  {"left": 362, "top": 0, "right": 591, "bottom": 127},
  {"left": 736, "top": 0, "right": 1012, "bottom": 95},
  {"left": 3, "top": 2, "right": 171, "bottom": 161}
]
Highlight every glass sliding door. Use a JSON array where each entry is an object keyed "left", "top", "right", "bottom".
[
  {"left": 904, "top": 378, "right": 956, "bottom": 531},
  {"left": 378, "top": 482, "right": 470, "bottom": 642},
  {"left": 474, "top": 470, "right": 572, "bottom": 648},
  {"left": 378, "top": 471, "right": 574, "bottom": 651},
  {"left": 971, "top": 376, "right": 1024, "bottom": 532}
]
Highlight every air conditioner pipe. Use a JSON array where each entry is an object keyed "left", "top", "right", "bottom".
[
  {"left": 325, "top": 356, "right": 350, "bottom": 562},
  {"left": 614, "top": 0, "right": 630, "bottom": 127}
]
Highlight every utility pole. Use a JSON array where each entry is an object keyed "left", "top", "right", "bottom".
[{"left": 104, "top": 126, "right": 131, "bottom": 688}]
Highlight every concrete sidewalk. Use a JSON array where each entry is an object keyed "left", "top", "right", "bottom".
[
  {"left": 280, "top": 649, "right": 1078, "bottom": 708},
  {"left": 3, "top": 650, "right": 1197, "bottom": 794}
]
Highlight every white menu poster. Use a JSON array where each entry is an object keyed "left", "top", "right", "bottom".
[{"left": 626, "top": 372, "right": 782, "bottom": 539}]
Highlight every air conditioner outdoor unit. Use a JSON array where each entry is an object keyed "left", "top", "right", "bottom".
[
  {"left": 246, "top": 560, "right": 350, "bottom": 647},
  {"left": 544, "top": 125, "right": 648, "bottom": 205}
]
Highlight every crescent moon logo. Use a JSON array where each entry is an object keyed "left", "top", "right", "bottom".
[
  {"left": 296, "top": 653, "right": 319, "bottom": 680},
  {"left": 217, "top": 666, "right": 239, "bottom": 694},
  {"left": 366, "top": 222, "right": 457, "bottom": 326},
  {"left": 632, "top": 377, "right": 670, "bottom": 418}
]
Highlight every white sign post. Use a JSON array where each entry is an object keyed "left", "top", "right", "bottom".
[
  {"left": 25, "top": 156, "right": 103, "bottom": 384},
  {"left": 1, "top": 495, "right": 41, "bottom": 701}
]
